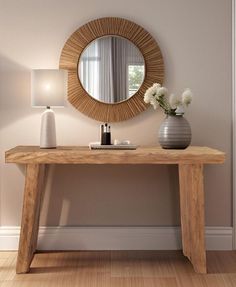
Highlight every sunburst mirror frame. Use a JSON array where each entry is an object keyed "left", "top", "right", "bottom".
[{"left": 59, "top": 17, "right": 164, "bottom": 122}]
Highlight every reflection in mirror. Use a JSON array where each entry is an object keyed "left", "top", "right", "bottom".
[{"left": 78, "top": 36, "right": 145, "bottom": 104}]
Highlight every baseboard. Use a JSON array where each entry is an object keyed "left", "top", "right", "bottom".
[{"left": 0, "top": 226, "right": 232, "bottom": 251}]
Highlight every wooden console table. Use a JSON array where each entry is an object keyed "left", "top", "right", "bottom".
[{"left": 5, "top": 146, "right": 225, "bottom": 274}]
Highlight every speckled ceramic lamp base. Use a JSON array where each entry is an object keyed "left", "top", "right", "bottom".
[{"left": 158, "top": 115, "right": 191, "bottom": 149}]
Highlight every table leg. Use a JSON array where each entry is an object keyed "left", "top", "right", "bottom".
[
  {"left": 16, "top": 164, "right": 45, "bottom": 274},
  {"left": 178, "top": 163, "right": 206, "bottom": 274}
]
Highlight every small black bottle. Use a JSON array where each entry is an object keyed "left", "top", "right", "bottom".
[{"left": 101, "top": 123, "right": 111, "bottom": 145}]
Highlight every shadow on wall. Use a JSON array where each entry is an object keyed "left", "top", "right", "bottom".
[
  {"left": 0, "top": 53, "right": 32, "bottom": 130},
  {"left": 40, "top": 164, "right": 180, "bottom": 227}
]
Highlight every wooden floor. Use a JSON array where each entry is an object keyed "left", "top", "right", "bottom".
[{"left": 1, "top": 251, "right": 236, "bottom": 286}]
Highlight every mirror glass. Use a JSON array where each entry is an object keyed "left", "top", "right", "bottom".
[{"left": 78, "top": 36, "right": 145, "bottom": 104}]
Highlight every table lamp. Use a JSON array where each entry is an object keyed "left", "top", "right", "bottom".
[{"left": 31, "top": 69, "right": 68, "bottom": 148}]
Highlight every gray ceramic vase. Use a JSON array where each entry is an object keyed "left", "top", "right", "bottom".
[{"left": 158, "top": 115, "right": 191, "bottom": 149}]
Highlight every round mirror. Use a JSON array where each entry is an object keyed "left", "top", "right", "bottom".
[
  {"left": 78, "top": 36, "right": 145, "bottom": 104},
  {"left": 60, "top": 17, "right": 164, "bottom": 122}
]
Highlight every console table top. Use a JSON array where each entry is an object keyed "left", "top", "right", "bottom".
[{"left": 5, "top": 146, "right": 225, "bottom": 164}]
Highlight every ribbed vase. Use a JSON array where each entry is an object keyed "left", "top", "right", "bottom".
[{"left": 158, "top": 115, "right": 191, "bottom": 149}]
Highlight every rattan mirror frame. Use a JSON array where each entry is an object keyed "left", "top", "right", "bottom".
[{"left": 59, "top": 17, "right": 164, "bottom": 122}]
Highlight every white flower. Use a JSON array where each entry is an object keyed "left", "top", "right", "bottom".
[
  {"left": 153, "top": 83, "right": 161, "bottom": 89},
  {"left": 144, "top": 86, "right": 157, "bottom": 104},
  {"left": 148, "top": 95, "right": 158, "bottom": 109},
  {"left": 182, "top": 88, "right": 193, "bottom": 106},
  {"left": 169, "top": 93, "right": 181, "bottom": 109},
  {"left": 156, "top": 87, "right": 168, "bottom": 99},
  {"left": 144, "top": 93, "right": 152, "bottom": 104}
]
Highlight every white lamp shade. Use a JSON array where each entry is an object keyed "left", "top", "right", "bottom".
[{"left": 31, "top": 69, "right": 67, "bottom": 107}]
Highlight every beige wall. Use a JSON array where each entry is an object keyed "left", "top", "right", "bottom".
[{"left": 0, "top": 0, "right": 232, "bottom": 227}]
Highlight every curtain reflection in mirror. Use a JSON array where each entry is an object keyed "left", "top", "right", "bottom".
[
  {"left": 79, "top": 36, "right": 144, "bottom": 103},
  {"left": 79, "top": 40, "right": 100, "bottom": 100}
]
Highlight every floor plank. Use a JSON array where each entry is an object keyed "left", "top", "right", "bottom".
[{"left": 0, "top": 251, "right": 236, "bottom": 287}]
